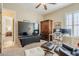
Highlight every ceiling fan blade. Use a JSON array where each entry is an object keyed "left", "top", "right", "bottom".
[
  {"left": 48, "top": 3, "right": 56, "bottom": 5},
  {"left": 35, "top": 3, "right": 41, "bottom": 8},
  {"left": 44, "top": 5, "right": 47, "bottom": 10}
]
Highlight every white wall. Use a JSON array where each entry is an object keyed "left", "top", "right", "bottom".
[{"left": 3, "top": 3, "right": 43, "bottom": 23}]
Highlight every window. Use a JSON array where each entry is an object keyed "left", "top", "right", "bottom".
[
  {"left": 34, "top": 23, "right": 39, "bottom": 30},
  {"left": 66, "top": 11, "right": 79, "bottom": 37},
  {"left": 33, "top": 23, "right": 39, "bottom": 34}
]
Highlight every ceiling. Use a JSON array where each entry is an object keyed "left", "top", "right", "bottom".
[
  {"left": 18, "top": 3, "right": 71, "bottom": 15},
  {"left": 3, "top": 3, "right": 72, "bottom": 15}
]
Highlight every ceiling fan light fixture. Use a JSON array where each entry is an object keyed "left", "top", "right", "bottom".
[
  {"left": 35, "top": 3, "right": 56, "bottom": 10},
  {"left": 44, "top": 5, "right": 47, "bottom": 10}
]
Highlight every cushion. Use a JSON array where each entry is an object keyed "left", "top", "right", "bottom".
[
  {"left": 54, "top": 46, "right": 61, "bottom": 53},
  {"left": 62, "top": 44, "right": 73, "bottom": 51},
  {"left": 23, "top": 32, "right": 27, "bottom": 35},
  {"left": 41, "top": 42, "right": 54, "bottom": 50},
  {"left": 72, "top": 49, "right": 79, "bottom": 56},
  {"left": 59, "top": 47, "right": 72, "bottom": 56}
]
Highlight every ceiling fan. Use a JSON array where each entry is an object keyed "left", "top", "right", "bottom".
[{"left": 35, "top": 3, "right": 56, "bottom": 10}]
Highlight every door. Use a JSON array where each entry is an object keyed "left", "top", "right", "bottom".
[{"left": 2, "top": 16, "right": 14, "bottom": 49}]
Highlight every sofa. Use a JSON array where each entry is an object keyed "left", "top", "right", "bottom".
[
  {"left": 54, "top": 44, "right": 79, "bottom": 56},
  {"left": 19, "top": 32, "right": 40, "bottom": 47}
]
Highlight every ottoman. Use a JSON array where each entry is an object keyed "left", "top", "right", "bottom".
[{"left": 25, "top": 47, "right": 45, "bottom": 56}]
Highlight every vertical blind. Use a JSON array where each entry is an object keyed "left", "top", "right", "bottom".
[{"left": 66, "top": 11, "right": 79, "bottom": 37}]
